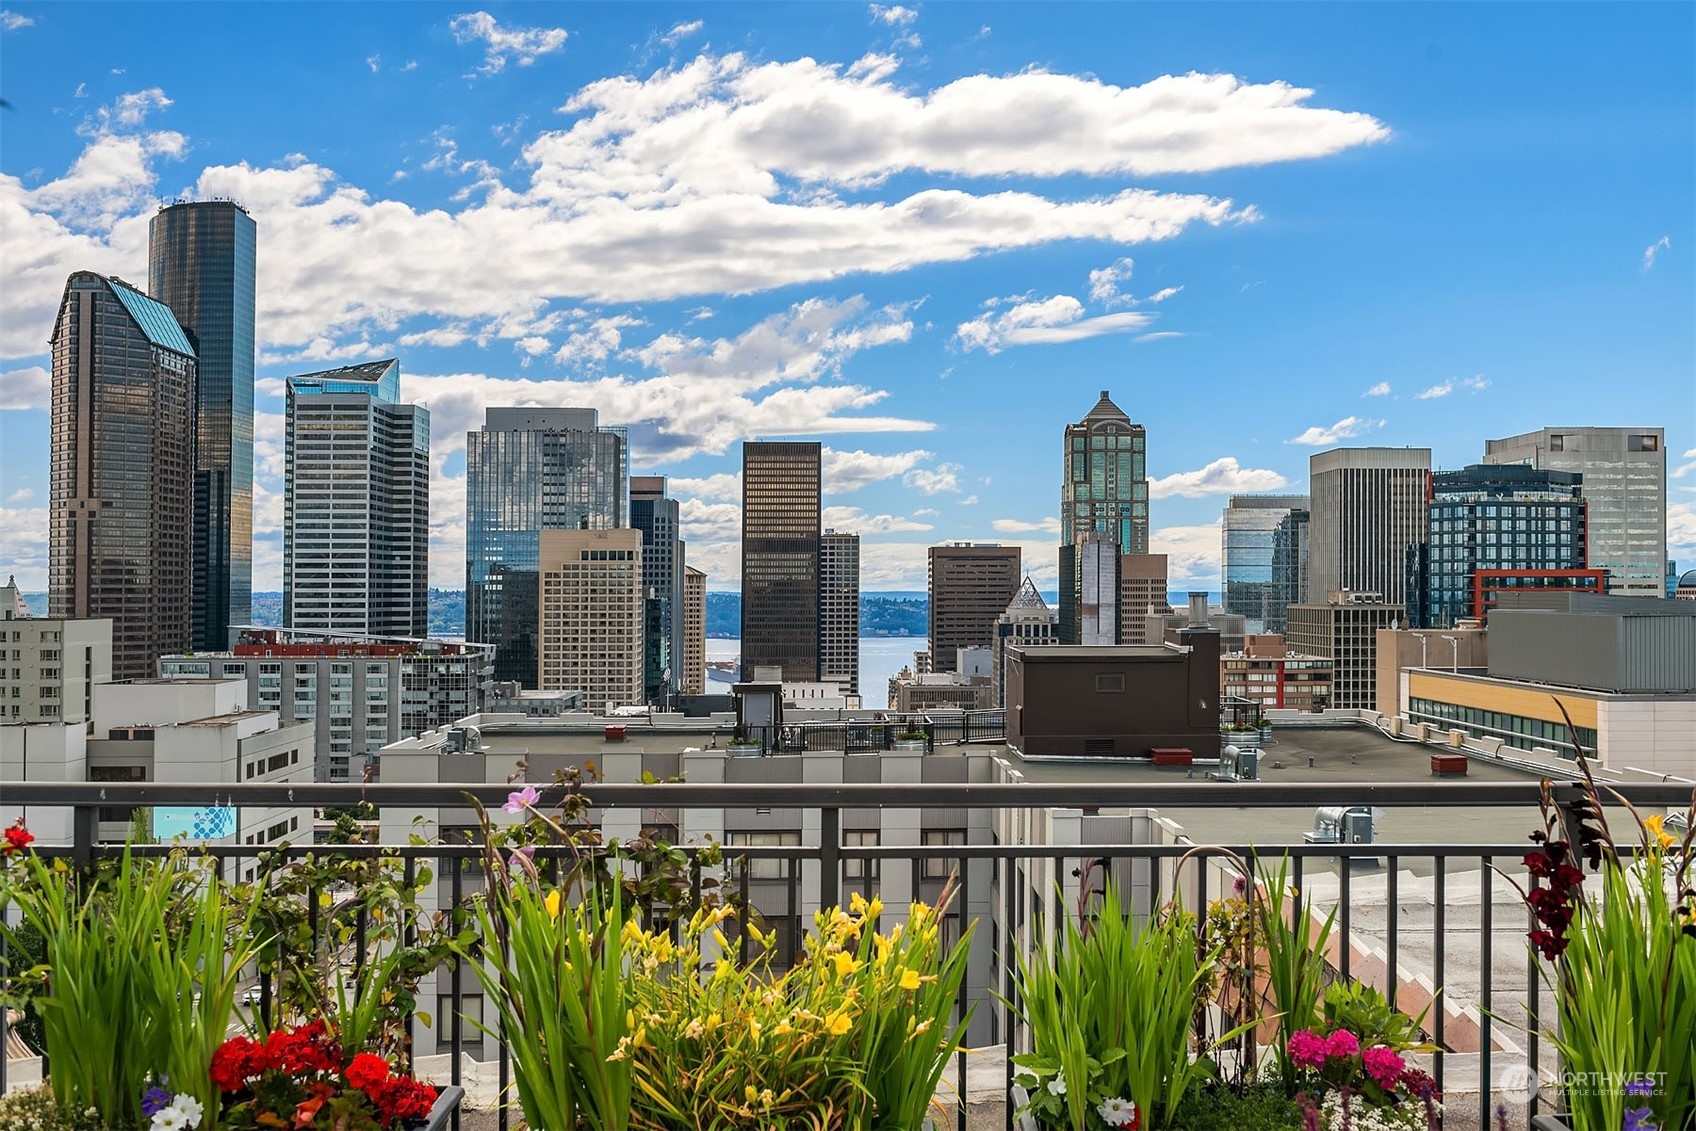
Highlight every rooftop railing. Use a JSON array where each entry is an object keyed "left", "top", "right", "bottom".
[{"left": 4, "top": 778, "right": 1692, "bottom": 1130}]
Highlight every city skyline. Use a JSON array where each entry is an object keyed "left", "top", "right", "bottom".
[{"left": 1, "top": 4, "right": 1691, "bottom": 596}]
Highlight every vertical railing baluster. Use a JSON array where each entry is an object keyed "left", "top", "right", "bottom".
[
  {"left": 1339, "top": 855, "right": 1352, "bottom": 981},
  {"left": 1386, "top": 859, "right": 1399, "bottom": 1014},
  {"left": 402, "top": 854, "right": 416, "bottom": 1072},
  {"left": 956, "top": 851, "right": 969, "bottom": 1131},
  {"left": 1432, "top": 855, "right": 1447, "bottom": 1101},
  {"left": 818, "top": 805, "right": 840, "bottom": 914},
  {"left": 1479, "top": 855, "right": 1493, "bottom": 1131},
  {"left": 450, "top": 845, "right": 463, "bottom": 1131}
]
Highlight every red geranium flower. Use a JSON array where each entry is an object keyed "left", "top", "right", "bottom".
[
  {"left": 345, "top": 1051, "right": 392, "bottom": 1092},
  {"left": 373, "top": 1076, "right": 438, "bottom": 1126},
  {"left": 211, "top": 1035, "right": 271, "bottom": 1091},
  {"left": 2, "top": 822, "right": 33, "bottom": 855}
]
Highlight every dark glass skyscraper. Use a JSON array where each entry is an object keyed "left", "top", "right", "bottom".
[
  {"left": 1222, "top": 495, "right": 1310, "bottom": 633},
  {"left": 631, "top": 475, "right": 685, "bottom": 702},
  {"left": 741, "top": 441, "right": 821, "bottom": 681},
  {"left": 1058, "top": 391, "right": 1146, "bottom": 644},
  {"left": 465, "top": 408, "right": 628, "bottom": 686},
  {"left": 149, "top": 201, "right": 257, "bottom": 650},
  {"left": 49, "top": 272, "right": 198, "bottom": 681}
]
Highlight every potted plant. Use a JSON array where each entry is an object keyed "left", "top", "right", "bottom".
[
  {"left": 1502, "top": 749, "right": 1695, "bottom": 1131},
  {"left": 894, "top": 730, "right": 930, "bottom": 751}
]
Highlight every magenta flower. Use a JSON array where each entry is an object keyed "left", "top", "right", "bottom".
[
  {"left": 504, "top": 785, "right": 541, "bottom": 814},
  {"left": 1325, "top": 1029, "right": 1361, "bottom": 1059},
  {"left": 1363, "top": 1044, "right": 1406, "bottom": 1088},
  {"left": 1288, "top": 1029, "right": 1328, "bottom": 1069}
]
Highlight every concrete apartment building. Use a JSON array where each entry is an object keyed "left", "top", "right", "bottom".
[
  {"left": 1306, "top": 448, "right": 1431, "bottom": 607},
  {"left": 820, "top": 531, "right": 861, "bottom": 697},
  {"left": 1220, "top": 634, "right": 1333, "bottom": 712},
  {"left": 159, "top": 627, "right": 494, "bottom": 781},
  {"left": 683, "top": 566, "right": 707, "bottom": 695},
  {"left": 1485, "top": 427, "right": 1667, "bottom": 597},
  {"left": 539, "top": 529, "right": 645, "bottom": 712},
  {"left": 890, "top": 647, "right": 995, "bottom": 713},
  {"left": 928, "top": 543, "right": 1021, "bottom": 673},
  {"left": 1, "top": 577, "right": 112, "bottom": 728},
  {"left": 1118, "top": 553, "right": 1171, "bottom": 644},
  {"left": 1286, "top": 592, "right": 1405, "bottom": 711}
]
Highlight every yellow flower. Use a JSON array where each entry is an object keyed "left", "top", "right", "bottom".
[
  {"left": 774, "top": 1019, "right": 792, "bottom": 1036},
  {"left": 711, "top": 927, "right": 731, "bottom": 951},
  {"left": 744, "top": 1085, "right": 758, "bottom": 1103},
  {"left": 544, "top": 890, "right": 562, "bottom": 919},
  {"left": 684, "top": 1018, "right": 705, "bottom": 1039},
  {"left": 899, "top": 968, "right": 922, "bottom": 992},
  {"left": 749, "top": 1019, "right": 762, "bottom": 1041},
  {"left": 622, "top": 918, "right": 646, "bottom": 945},
  {"left": 1645, "top": 814, "right": 1678, "bottom": 851},
  {"left": 747, "top": 921, "right": 765, "bottom": 945},
  {"left": 758, "top": 1088, "right": 775, "bottom": 1107},
  {"left": 825, "top": 1010, "right": 853, "bottom": 1036},
  {"left": 833, "top": 951, "right": 862, "bottom": 978},
  {"left": 850, "top": 891, "right": 870, "bottom": 914}
]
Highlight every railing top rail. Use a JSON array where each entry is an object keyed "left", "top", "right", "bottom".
[{"left": 3, "top": 779, "right": 1691, "bottom": 807}]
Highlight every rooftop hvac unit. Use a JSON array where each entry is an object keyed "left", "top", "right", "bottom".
[
  {"left": 1213, "top": 745, "right": 1262, "bottom": 783},
  {"left": 1303, "top": 805, "right": 1384, "bottom": 844}
]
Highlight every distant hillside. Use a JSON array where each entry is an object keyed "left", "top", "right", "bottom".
[{"left": 707, "top": 592, "right": 926, "bottom": 637}]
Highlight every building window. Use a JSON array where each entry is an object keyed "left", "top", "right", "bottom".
[
  {"left": 844, "top": 830, "right": 879, "bottom": 882},
  {"left": 922, "top": 829, "right": 966, "bottom": 880},
  {"left": 726, "top": 831, "right": 800, "bottom": 880}
]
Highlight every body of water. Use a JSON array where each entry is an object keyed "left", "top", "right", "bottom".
[{"left": 706, "top": 636, "right": 928, "bottom": 709}]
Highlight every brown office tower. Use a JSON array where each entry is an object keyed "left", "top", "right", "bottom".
[
  {"left": 740, "top": 441, "right": 821, "bottom": 681},
  {"left": 683, "top": 566, "right": 707, "bottom": 695},
  {"left": 1119, "top": 553, "right": 1172, "bottom": 645},
  {"left": 928, "top": 543, "right": 1021, "bottom": 672},
  {"left": 49, "top": 272, "right": 199, "bottom": 681}
]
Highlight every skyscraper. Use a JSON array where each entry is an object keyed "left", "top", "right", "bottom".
[
  {"left": 538, "top": 529, "right": 645, "bottom": 712},
  {"left": 1222, "top": 495, "right": 1311, "bottom": 633},
  {"left": 283, "top": 360, "right": 429, "bottom": 637},
  {"left": 683, "top": 566, "right": 707, "bottom": 695},
  {"left": 741, "top": 441, "right": 821, "bottom": 681},
  {"left": 820, "top": 530, "right": 861, "bottom": 697},
  {"left": 1306, "top": 448, "right": 1431, "bottom": 606},
  {"left": 1059, "top": 390, "right": 1147, "bottom": 643},
  {"left": 1076, "top": 531, "right": 1120, "bottom": 646},
  {"left": 1408, "top": 464, "right": 1597, "bottom": 628},
  {"left": 1484, "top": 427, "right": 1667, "bottom": 597},
  {"left": 631, "top": 475, "right": 685, "bottom": 700},
  {"left": 1270, "top": 508, "right": 1311, "bottom": 631},
  {"left": 149, "top": 201, "right": 257, "bottom": 650},
  {"left": 928, "top": 543, "right": 1021, "bottom": 672},
  {"left": 49, "top": 272, "right": 198, "bottom": 681},
  {"left": 1118, "top": 553, "right": 1171, "bottom": 644},
  {"left": 465, "top": 408, "right": 628, "bottom": 686}
]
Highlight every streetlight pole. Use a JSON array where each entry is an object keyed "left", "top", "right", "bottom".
[
  {"left": 1418, "top": 634, "right": 1429, "bottom": 669},
  {"left": 1440, "top": 634, "right": 1460, "bottom": 672}
]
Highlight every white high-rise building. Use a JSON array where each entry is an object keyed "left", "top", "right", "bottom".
[
  {"left": 1306, "top": 448, "right": 1432, "bottom": 606},
  {"left": 539, "top": 529, "right": 645, "bottom": 712},
  {"left": 1, "top": 576, "right": 112, "bottom": 728},
  {"left": 819, "top": 531, "right": 860, "bottom": 698},
  {"left": 284, "top": 360, "right": 430, "bottom": 637},
  {"left": 1484, "top": 427, "right": 1668, "bottom": 597}
]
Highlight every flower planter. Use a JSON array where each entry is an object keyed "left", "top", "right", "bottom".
[
  {"left": 1528, "top": 1116, "right": 1572, "bottom": 1131},
  {"left": 414, "top": 1084, "right": 464, "bottom": 1131}
]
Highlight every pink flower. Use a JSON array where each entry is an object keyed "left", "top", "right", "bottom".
[
  {"left": 1363, "top": 1045, "right": 1406, "bottom": 1088},
  {"left": 1288, "top": 1029, "right": 1328, "bottom": 1069},
  {"left": 503, "top": 786, "right": 540, "bottom": 814},
  {"left": 1325, "top": 1029, "right": 1361, "bottom": 1059}
]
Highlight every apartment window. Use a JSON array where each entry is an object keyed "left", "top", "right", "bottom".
[
  {"left": 435, "top": 994, "right": 485, "bottom": 1052},
  {"left": 1629, "top": 434, "right": 1659, "bottom": 452},
  {"left": 727, "top": 831, "right": 800, "bottom": 880},
  {"left": 844, "top": 830, "right": 880, "bottom": 882},
  {"left": 922, "top": 829, "right": 966, "bottom": 880}
]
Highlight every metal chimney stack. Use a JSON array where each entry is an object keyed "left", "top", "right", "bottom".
[{"left": 1188, "top": 591, "right": 1209, "bottom": 628}]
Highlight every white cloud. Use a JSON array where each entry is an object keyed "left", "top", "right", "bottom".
[
  {"left": 1, "top": 9, "right": 33, "bottom": 30},
  {"left": 1415, "top": 374, "right": 1489, "bottom": 400},
  {"left": 73, "top": 82, "right": 88, "bottom": 98},
  {"left": 869, "top": 4, "right": 918, "bottom": 25},
  {"left": 1286, "top": 416, "right": 1383, "bottom": 446},
  {"left": 1, "top": 58, "right": 1384, "bottom": 361},
  {"left": 992, "top": 516, "right": 1061, "bottom": 535},
  {"left": 1149, "top": 457, "right": 1288, "bottom": 499},
  {"left": 1134, "top": 331, "right": 1183, "bottom": 343},
  {"left": 0, "top": 507, "right": 48, "bottom": 588},
  {"left": 822, "top": 505, "right": 933, "bottom": 533},
  {"left": 6, "top": 487, "right": 34, "bottom": 503},
  {"left": 955, "top": 294, "right": 1154, "bottom": 353},
  {"left": 450, "top": 11, "right": 568, "bottom": 74},
  {"left": 1087, "top": 257, "right": 1134, "bottom": 306},
  {"left": 959, "top": 495, "right": 978, "bottom": 506},
  {"left": 106, "top": 87, "right": 172, "bottom": 128},
  {"left": 1643, "top": 235, "right": 1671, "bottom": 271},
  {"left": 1144, "top": 285, "right": 1182, "bottom": 303},
  {"left": 1668, "top": 503, "right": 1696, "bottom": 566},
  {"left": 1363, "top": 381, "right": 1391, "bottom": 397},
  {"left": 552, "top": 314, "right": 643, "bottom": 367},
  {"left": 1152, "top": 521, "right": 1223, "bottom": 589},
  {"left": 367, "top": 54, "right": 382, "bottom": 73},
  {"left": 1672, "top": 448, "right": 1696, "bottom": 479},
  {"left": 661, "top": 20, "right": 703, "bottom": 47},
  {"left": 913, "top": 507, "right": 938, "bottom": 517},
  {"left": 824, "top": 447, "right": 931, "bottom": 493},
  {"left": 902, "top": 463, "right": 960, "bottom": 494},
  {"left": 0, "top": 365, "right": 50, "bottom": 410}
]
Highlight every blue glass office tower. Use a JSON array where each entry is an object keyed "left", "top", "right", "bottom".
[
  {"left": 1222, "top": 495, "right": 1310, "bottom": 633},
  {"left": 149, "top": 201, "right": 257, "bottom": 650},
  {"left": 1058, "top": 391, "right": 1146, "bottom": 644},
  {"left": 466, "top": 408, "right": 628, "bottom": 686},
  {"left": 632, "top": 476, "right": 685, "bottom": 704}
]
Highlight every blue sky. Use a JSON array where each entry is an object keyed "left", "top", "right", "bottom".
[{"left": 1, "top": 2, "right": 1691, "bottom": 594}]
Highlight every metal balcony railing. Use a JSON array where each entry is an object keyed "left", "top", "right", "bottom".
[{"left": 3, "top": 778, "right": 1693, "bottom": 1131}]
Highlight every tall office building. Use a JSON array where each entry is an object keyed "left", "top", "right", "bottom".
[
  {"left": 538, "top": 529, "right": 645, "bottom": 712},
  {"left": 1484, "top": 427, "right": 1667, "bottom": 597},
  {"left": 1076, "top": 531, "right": 1120, "bottom": 646},
  {"left": 1222, "top": 495, "right": 1311, "bottom": 633},
  {"left": 631, "top": 476, "right": 685, "bottom": 701},
  {"left": 49, "top": 271, "right": 198, "bottom": 681},
  {"left": 993, "top": 577, "right": 1058, "bottom": 707},
  {"left": 1286, "top": 594, "right": 1403, "bottom": 711},
  {"left": 1408, "top": 465, "right": 1598, "bottom": 628},
  {"left": 1271, "top": 508, "right": 1311, "bottom": 631},
  {"left": 149, "top": 201, "right": 257, "bottom": 650},
  {"left": 465, "top": 408, "right": 628, "bottom": 686},
  {"left": 819, "top": 531, "right": 861, "bottom": 697},
  {"left": 1306, "top": 448, "right": 1431, "bottom": 606},
  {"left": 1059, "top": 390, "right": 1147, "bottom": 643},
  {"left": 283, "top": 360, "right": 429, "bottom": 637},
  {"left": 683, "top": 566, "right": 707, "bottom": 695},
  {"left": 928, "top": 543, "right": 1021, "bottom": 672},
  {"left": 1118, "top": 553, "right": 1172, "bottom": 645},
  {"left": 740, "top": 441, "right": 821, "bottom": 681}
]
